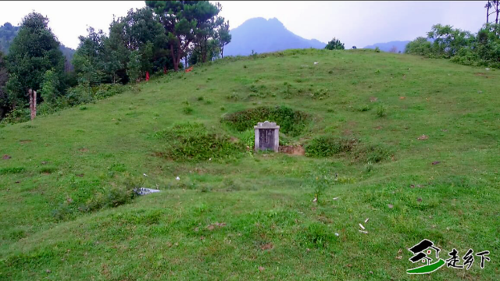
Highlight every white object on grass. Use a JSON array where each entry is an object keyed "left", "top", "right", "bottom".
[{"left": 176, "top": 176, "right": 180, "bottom": 181}]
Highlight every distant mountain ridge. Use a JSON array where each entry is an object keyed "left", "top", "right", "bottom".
[{"left": 224, "top": 17, "right": 326, "bottom": 57}]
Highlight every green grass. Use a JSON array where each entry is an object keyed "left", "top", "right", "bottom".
[{"left": 0, "top": 48, "right": 499, "bottom": 280}]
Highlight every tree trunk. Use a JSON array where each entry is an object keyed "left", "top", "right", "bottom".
[
  {"left": 221, "top": 47, "right": 224, "bottom": 58},
  {"left": 170, "top": 44, "right": 178, "bottom": 72},
  {"left": 487, "top": 4, "right": 490, "bottom": 23},
  {"left": 496, "top": 1, "right": 499, "bottom": 24}
]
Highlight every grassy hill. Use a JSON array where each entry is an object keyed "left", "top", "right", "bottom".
[{"left": 0, "top": 49, "right": 499, "bottom": 280}]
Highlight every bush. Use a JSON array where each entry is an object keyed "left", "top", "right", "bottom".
[
  {"left": 222, "top": 106, "right": 311, "bottom": 137},
  {"left": 183, "top": 106, "right": 194, "bottom": 115},
  {"left": 375, "top": 47, "right": 381, "bottom": 53},
  {"left": 155, "top": 122, "right": 244, "bottom": 162},
  {"left": 353, "top": 143, "right": 392, "bottom": 163},
  {"left": 305, "top": 136, "right": 359, "bottom": 157},
  {"left": 376, "top": 104, "right": 388, "bottom": 117}
]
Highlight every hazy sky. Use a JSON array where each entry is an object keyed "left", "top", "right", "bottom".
[{"left": 0, "top": 1, "right": 487, "bottom": 49}]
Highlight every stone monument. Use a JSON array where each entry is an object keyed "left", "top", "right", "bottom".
[{"left": 254, "top": 121, "right": 280, "bottom": 152}]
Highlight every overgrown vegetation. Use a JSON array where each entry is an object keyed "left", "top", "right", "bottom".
[
  {"left": 222, "top": 106, "right": 311, "bottom": 137},
  {"left": 154, "top": 122, "right": 244, "bottom": 162},
  {"left": 406, "top": 23, "right": 500, "bottom": 68}
]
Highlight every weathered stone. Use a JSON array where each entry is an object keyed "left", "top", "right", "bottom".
[{"left": 254, "top": 121, "right": 280, "bottom": 152}]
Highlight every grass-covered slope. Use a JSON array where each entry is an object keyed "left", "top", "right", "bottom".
[{"left": 0, "top": 49, "right": 499, "bottom": 280}]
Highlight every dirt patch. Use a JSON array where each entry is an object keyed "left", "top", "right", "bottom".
[
  {"left": 78, "top": 148, "right": 89, "bottom": 152},
  {"left": 19, "top": 140, "right": 32, "bottom": 144},
  {"left": 279, "top": 145, "right": 305, "bottom": 156},
  {"left": 474, "top": 73, "right": 490, "bottom": 78}
]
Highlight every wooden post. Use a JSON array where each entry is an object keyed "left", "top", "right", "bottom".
[{"left": 28, "top": 89, "right": 37, "bottom": 121}]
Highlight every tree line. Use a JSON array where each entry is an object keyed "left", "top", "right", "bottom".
[
  {"left": 405, "top": 1, "right": 500, "bottom": 68},
  {"left": 0, "top": 1, "right": 231, "bottom": 123}
]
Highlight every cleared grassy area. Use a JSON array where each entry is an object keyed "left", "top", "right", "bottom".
[{"left": 0, "top": 49, "right": 499, "bottom": 280}]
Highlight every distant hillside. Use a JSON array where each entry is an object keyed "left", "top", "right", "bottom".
[
  {"left": 224, "top": 17, "right": 326, "bottom": 56},
  {"left": 0, "top": 22, "right": 74, "bottom": 71},
  {"left": 363, "top": 40, "right": 410, "bottom": 53}
]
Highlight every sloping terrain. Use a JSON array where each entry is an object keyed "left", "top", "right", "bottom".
[{"left": 0, "top": 49, "right": 499, "bottom": 280}]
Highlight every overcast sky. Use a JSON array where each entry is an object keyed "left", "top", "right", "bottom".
[{"left": 0, "top": 1, "right": 487, "bottom": 49}]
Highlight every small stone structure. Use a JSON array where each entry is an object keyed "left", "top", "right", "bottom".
[{"left": 254, "top": 121, "right": 280, "bottom": 152}]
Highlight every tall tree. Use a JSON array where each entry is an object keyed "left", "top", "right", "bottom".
[
  {"left": 218, "top": 20, "right": 231, "bottom": 58},
  {"left": 146, "top": 1, "right": 226, "bottom": 71},
  {"left": 5, "top": 12, "right": 65, "bottom": 108},
  {"left": 325, "top": 38, "right": 345, "bottom": 50},
  {"left": 72, "top": 27, "right": 108, "bottom": 86}
]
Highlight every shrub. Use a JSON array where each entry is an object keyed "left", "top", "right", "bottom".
[
  {"left": 353, "top": 143, "right": 392, "bottom": 163},
  {"left": 222, "top": 106, "right": 311, "bottom": 137},
  {"left": 155, "top": 122, "right": 244, "bottom": 162},
  {"left": 376, "top": 104, "right": 388, "bottom": 117},
  {"left": 375, "top": 47, "right": 381, "bottom": 53},
  {"left": 305, "top": 136, "right": 359, "bottom": 157},
  {"left": 183, "top": 106, "right": 194, "bottom": 115}
]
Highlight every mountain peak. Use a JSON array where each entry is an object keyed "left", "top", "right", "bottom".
[{"left": 225, "top": 17, "right": 325, "bottom": 57}]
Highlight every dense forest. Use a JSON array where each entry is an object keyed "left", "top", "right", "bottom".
[{"left": 0, "top": 1, "right": 231, "bottom": 123}]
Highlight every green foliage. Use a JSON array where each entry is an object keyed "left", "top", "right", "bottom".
[
  {"left": 374, "top": 47, "right": 381, "bottom": 53},
  {"left": 325, "top": 38, "right": 345, "bottom": 50},
  {"left": 146, "top": 1, "right": 229, "bottom": 71},
  {"left": 405, "top": 37, "right": 432, "bottom": 56},
  {"left": 40, "top": 69, "right": 60, "bottom": 104},
  {"left": 305, "top": 136, "right": 359, "bottom": 157},
  {"left": 353, "top": 143, "right": 392, "bottom": 163},
  {"left": 182, "top": 106, "right": 194, "bottom": 115},
  {"left": 0, "top": 51, "right": 8, "bottom": 118},
  {"left": 376, "top": 104, "right": 388, "bottom": 117},
  {"left": 127, "top": 50, "right": 142, "bottom": 82},
  {"left": 5, "top": 13, "right": 65, "bottom": 108},
  {"left": 155, "top": 122, "right": 244, "bottom": 162},
  {"left": 222, "top": 106, "right": 311, "bottom": 137},
  {"left": 407, "top": 23, "right": 500, "bottom": 68}
]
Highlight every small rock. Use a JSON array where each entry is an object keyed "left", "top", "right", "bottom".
[
  {"left": 417, "top": 134, "right": 428, "bottom": 140},
  {"left": 335, "top": 233, "right": 339, "bottom": 236},
  {"left": 410, "top": 184, "right": 415, "bottom": 188},
  {"left": 135, "top": 187, "right": 161, "bottom": 196},
  {"left": 143, "top": 173, "right": 148, "bottom": 177},
  {"left": 388, "top": 204, "right": 394, "bottom": 209},
  {"left": 46, "top": 269, "right": 51, "bottom": 274},
  {"left": 333, "top": 197, "right": 339, "bottom": 200},
  {"left": 485, "top": 68, "right": 490, "bottom": 71},
  {"left": 41, "top": 161, "right": 48, "bottom": 165},
  {"left": 176, "top": 176, "right": 180, "bottom": 181},
  {"left": 478, "top": 90, "right": 483, "bottom": 94},
  {"left": 313, "top": 62, "right": 318, "bottom": 65},
  {"left": 2, "top": 155, "right": 11, "bottom": 160}
]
